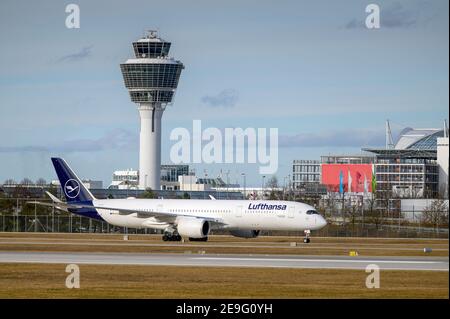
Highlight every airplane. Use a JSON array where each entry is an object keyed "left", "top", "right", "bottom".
[{"left": 31, "top": 158, "right": 327, "bottom": 243}]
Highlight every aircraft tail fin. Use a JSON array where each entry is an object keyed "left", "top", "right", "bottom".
[{"left": 51, "top": 157, "right": 95, "bottom": 203}]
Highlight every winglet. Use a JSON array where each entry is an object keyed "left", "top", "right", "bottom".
[
  {"left": 46, "top": 191, "right": 62, "bottom": 203},
  {"left": 209, "top": 195, "right": 216, "bottom": 200}
]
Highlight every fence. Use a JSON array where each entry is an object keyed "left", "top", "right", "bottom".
[{"left": 0, "top": 197, "right": 448, "bottom": 238}]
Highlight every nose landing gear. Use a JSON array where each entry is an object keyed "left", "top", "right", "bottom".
[{"left": 303, "top": 229, "right": 311, "bottom": 243}]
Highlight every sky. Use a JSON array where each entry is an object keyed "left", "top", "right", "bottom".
[{"left": 0, "top": 0, "right": 448, "bottom": 187}]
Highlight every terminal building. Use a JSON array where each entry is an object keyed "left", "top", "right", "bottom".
[
  {"left": 292, "top": 160, "right": 327, "bottom": 195},
  {"left": 292, "top": 124, "right": 449, "bottom": 200},
  {"left": 363, "top": 127, "right": 446, "bottom": 199},
  {"left": 109, "top": 164, "right": 190, "bottom": 191}
]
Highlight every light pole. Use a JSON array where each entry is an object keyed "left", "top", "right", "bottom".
[
  {"left": 288, "top": 174, "right": 291, "bottom": 200},
  {"left": 226, "top": 170, "right": 230, "bottom": 200},
  {"left": 262, "top": 175, "right": 266, "bottom": 200},
  {"left": 204, "top": 169, "right": 208, "bottom": 200},
  {"left": 34, "top": 201, "right": 37, "bottom": 232},
  {"left": 241, "top": 173, "right": 246, "bottom": 199}
]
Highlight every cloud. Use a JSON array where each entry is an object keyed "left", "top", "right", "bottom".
[
  {"left": 279, "top": 129, "right": 385, "bottom": 148},
  {"left": 57, "top": 45, "right": 93, "bottom": 63},
  {"left": 201, "top": 89, "right": 239, "bottom": 108},
  {"left": 344, "top": 2, "right": 427, "bottom": 29},
  {"left": 0, "top": 129, "right": 137, "bottom": 153}
]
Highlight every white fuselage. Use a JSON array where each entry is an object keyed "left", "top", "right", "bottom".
[{"left": 93, "top": 198, "right": 327, "bottom": 232}]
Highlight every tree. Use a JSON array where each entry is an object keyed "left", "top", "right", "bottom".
[
  {"left": 182, "top": 192, "right": 190, "bottom": 199},
  {"left": 421, "top": 199, "right": 449, "bottom": 230},
  {"left": 3, "top": 179, "right": 16, "bottom": 186},
  {"left": 266, "top": 176, "right": 278, "bottom": 189},
  {"left": 0, "top": 191, "right": 15, "bottom": 215},
  {"left": 363, "top": 192, "right": 385, "bottom": 231},
  {"left": 20, "top": 178, "right": 33, "bottom": 186},
  {"left": 35, "top": 178, "right": 47, "bottom": 186},
  {"left": 139, "top": 188, "right": 157, "bottom": 199},
  {"left": 265, "top": 176, "right": 282, "bottom": 200}
]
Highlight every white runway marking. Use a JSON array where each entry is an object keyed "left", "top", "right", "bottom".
[
  {"left": 194, "top": 257, "right": 441, "bottom": 264},
  {"left": 0, "top": 252, "right": 447, "bottom": 271}
]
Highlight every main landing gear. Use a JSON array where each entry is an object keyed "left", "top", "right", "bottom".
[
  {"left": 162, "top": 232, "right": 182, "bottom": 242},
  {"left": 303, "top": 229, "right": 311, "bottom": 243}
]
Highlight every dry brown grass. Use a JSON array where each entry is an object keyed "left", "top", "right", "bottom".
[
  {"left": 0, "top": 243, "right": 448, "bottom": 256},
  {"left": 0, "top": 233, "right": 447, "bottom": 256},
  {"left": 0, "top": 232, "right": 448, "bottom": 245},
  {"left": 0, "top": 263, "right": 447, "bottom": 299}
]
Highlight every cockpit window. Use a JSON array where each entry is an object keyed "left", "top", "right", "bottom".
[{"left": 306, "top": 210, "right": 320, "bottom": 215}]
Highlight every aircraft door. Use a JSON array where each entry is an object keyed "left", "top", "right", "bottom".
[
  {"left": 235, "top": 205, "right": 243, "bottom": 218},
  {"left": 288, "top": 206, "right": 295, "bottom": 218}
]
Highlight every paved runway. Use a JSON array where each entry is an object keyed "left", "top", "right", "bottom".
[{"left": 0, "top": 251, "right": 447, "bottom": 271}]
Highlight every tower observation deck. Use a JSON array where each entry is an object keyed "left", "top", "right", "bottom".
[{"left": 120, "top": 30, "right": 184, "bottom": 190}]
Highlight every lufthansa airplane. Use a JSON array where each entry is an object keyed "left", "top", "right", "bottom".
[{"left": 32, "top": 158, "right": 327, "bottom": 243}]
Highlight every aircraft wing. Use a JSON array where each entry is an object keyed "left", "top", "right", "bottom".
[
  {"left": 29, "top": 193, "right": 227, "bottom": 226},
  {"left": 26, "top": 200, "right": 70, "bottom": 212},
  {"left": 92, "top": 204, "right": 226, "bottom": 226}
]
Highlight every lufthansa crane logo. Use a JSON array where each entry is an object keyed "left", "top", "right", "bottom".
[{"left": 64, "top": 179, "right": 80, "bottom": 199}]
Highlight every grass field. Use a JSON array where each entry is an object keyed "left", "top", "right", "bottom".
[
  {"left": 0, "top": 263, "right": 447, "bottom": 298},
  {"left": 0, "top": 233, "right": 447, "bottom": 298},
  {"left": 0, "top": 233, "right": 447, "bottom": 256}
]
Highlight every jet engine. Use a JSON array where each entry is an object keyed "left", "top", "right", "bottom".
[
  {"left": 229, "top": 230, "right": 260, "bottom": 238},
  {"left": 176, "top": 217, "right": 210, "bottom": 239}
]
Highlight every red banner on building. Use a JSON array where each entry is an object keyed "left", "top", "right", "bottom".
[{"left": 321, "top": 164, "right": 373, "bottom": 193}]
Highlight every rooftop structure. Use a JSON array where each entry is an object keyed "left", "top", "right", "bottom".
[{"left": 362, "top": 125, "right": 448, "bottom": 198}]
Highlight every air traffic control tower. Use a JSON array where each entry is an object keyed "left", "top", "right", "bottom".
[{"left": 120, "top": 31, "right": 184, "bottom": 190}]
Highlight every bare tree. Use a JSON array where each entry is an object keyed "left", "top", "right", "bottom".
[
  {"left": 3, "top": 179, "right": 16, "bottom": 186},
  {"left": 421, "top": 199, "right": 449, "bottom": 230},
  {"left": 20, "top": 178, "right": 33, "bottom": 186},
  {"left": 35, "top": 178, "right": 47, "bottom": 186},
  {"left": 266, "top": 176, "right": 281, "bottom": 200},
  {"left": 365, "top": 195, "right": 385, "bottom": 230},
  {"left": 266, "top": 176, "right": 278, "bottom": 189}
]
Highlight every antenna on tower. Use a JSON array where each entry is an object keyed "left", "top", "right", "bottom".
[
  {"left": 385, "top": 119, "right": 394, "bottom": 149},
  {"left": 146, "top": 30, "right": 158, "bottom": 38}
]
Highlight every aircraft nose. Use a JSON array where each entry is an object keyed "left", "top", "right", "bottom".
[{"left": 317, "top": 216, "right": 327, "bottom": 228}]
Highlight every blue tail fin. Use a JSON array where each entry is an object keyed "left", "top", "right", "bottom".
[{"left": 51, "top": 157, "right": 95, "bottom": 203}]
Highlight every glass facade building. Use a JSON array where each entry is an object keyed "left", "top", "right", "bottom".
[
  {"left": 364, "top": 128, "right": 445, "bottom": 198},
  {"left": 292, "top": 160, "right": 321, "bottom": 189},
  {"left": 160, "top": 165, "right": 189, "bottom": 182}
]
